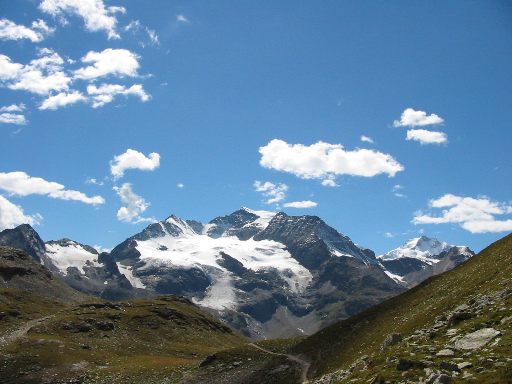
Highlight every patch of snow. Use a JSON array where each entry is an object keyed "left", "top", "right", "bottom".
[
  {"left": 134, "top": 232, "right": 313, "bottom": 294},
  {"left": 383, "top": 270, "right": 405, "bottom": 284},
  {"left": 165, "top": 215, "right": 197, "bottom": 236},
  {"left": 192, "top": 269, "right": 237, "bottom": 310},
  {"left": 116, "top": 262, "right": 146, "bottom": 289},
  {"left": 45, "top": 241, "right": 100, "bottom": 275}
]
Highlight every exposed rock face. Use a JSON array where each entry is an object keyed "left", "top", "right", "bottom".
[
  {"left": 0, "top": 224, "right": 47, "bottom": 264},
  {"left": 0, "top": 246, "right": 82, "bottom": 303},
  {"left": 378, "top": 236, "right": 474, "bottom": 287}
]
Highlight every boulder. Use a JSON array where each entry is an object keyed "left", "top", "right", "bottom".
[
  {"left": 436, "top": 349, "right": 455, "bottom": 357},
  {"left": 454, "top": 328, "right": 501, "bottom": 350}
]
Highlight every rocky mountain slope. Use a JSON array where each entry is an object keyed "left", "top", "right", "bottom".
[
  {"left": 0, "top": 247, "right": 246, "bottom": 384},
  {"left": 108, "top": 207, "right": 402, "bottom": 339},
  {"left": 0, "top": 209, "right": 473, "bottom": 340},
  {"left": 378, "top": 236, "right": 474, "bottom": 287},
  {"left": 189, "top": 233, "right": 512, "bottom": 383}
]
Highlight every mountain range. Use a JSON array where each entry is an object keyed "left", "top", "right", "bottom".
[{"left": 0, "top": 207, "right": 473, "bottom": 339}]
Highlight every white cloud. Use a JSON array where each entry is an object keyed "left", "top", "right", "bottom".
[
  {"left": 0, "top": 195, "right": 41, "bottom": 230},
  {"left": 0, "top": 113, "right": 27, "bottom": 125},
  {"left": 0, "top": 103, "right": 25, "bottom": 112},
  {"left": 177, "top": 183, "right": 184, "bottom": 188},
  {"left": 114, "top": 183, "right": 154, "bottom": 223},
  {"left": 176, "top": 14, "right": 190, "bottom": 23},
  {"left": 254, "top": 180, "right": 288, "bottom": 204},
  {"left": 124, "top": 20, "right": 159, "bottom": 47},
  {"left": 392, "top": 184, "right": 406, "bottom": 198},
  {"left": 406, "top": 129, "right": 448, "bottom": 145},
  {"left": 0, "top": 171, "right": 104, "bottom": 205},
  {"left": 413, "top": 194, "right": 512, "bottom": 233},
  {"left": 321, "top": 178, "right": 338, "bottom": 187},
  {"left": 393, "top": 108, "right": 444, "bottom": 127},
  {"left": 87, "top": 83, "right": 150, "bottom": 107},
  {"left": 360, "top": 135, "right": 374, "bottom": 144},
  {"left": 93, "top": 244, "right": 111, "bottom": 253},
  {"left": 384, "top": 232, "right": 394, "bottom": 238},
  {"left": 85, "top": 177, "right": 104, "bottom": 186},
  {"left": 0, "top": 54, "right": 24, "bottom": 81},
  {"left": 283, "top": 200, "right": 318, "bottom": 209},
  {"left": 39, "top": 90, "right": 86, "bottom": 110},
  {"left": 0, "top": 18, "right": 54, "bottom": 42},
  {"left": 0, "top": 50, "right": 71, "bottom": 95},
  {"left": 39, "top": 0, "right": 125, "bottom": 39},
  {"left": 110, "top": 149, "right": 160, "bottom": 179},
  {"left": 259, "top": 139, "right": 404, "bottom": 185},
  {"left": 74, "top": 48, "right": 140, "bottom": 80}
]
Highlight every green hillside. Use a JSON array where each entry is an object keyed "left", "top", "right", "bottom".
[
  {"left": 292, "top": 232, "right": 512, "bottom": 383},
  {"left": 0, "top": 247, "right": 246, "bottom": 384}
]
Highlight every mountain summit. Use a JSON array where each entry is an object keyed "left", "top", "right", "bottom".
[{"left": 378, "top": 236, "right": 474, "bottom": 287}]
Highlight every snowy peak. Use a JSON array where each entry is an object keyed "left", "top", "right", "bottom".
[{"left": 379, "top": 236, "right": 453, "bottom": 263}]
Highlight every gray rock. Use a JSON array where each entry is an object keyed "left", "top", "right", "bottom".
[
  {"left": 383, "top": 333, "right": 402, "bottom": 347},
  {"left": 436, "top": 349, "right": 455, "bottom": 357},
  {"left": 454, "top": 328, "right": 501, "bottom": 350},
  {"left": 457, "top": 361, "right": 473, "bottom": 370},
  {"left": 500, "top": 316, "right": 512, "bottom": 325},
  {"left": 427, "top": 373, "right": 451, "bottom": 384}
]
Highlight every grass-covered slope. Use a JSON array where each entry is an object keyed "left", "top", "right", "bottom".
[
  {"left": 0, "top": 247, "right": 246, "bottom": 384},
  {"left": 291, "top": 233, "right": 512, "bottom": 383}
]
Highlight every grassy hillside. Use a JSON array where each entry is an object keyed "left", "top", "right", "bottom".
[
  {"left": 0, "top": 247, "right": 246, "bottom": 384},
  {"left": 290, "top": 232, "right": 512, "bottom": 383}
]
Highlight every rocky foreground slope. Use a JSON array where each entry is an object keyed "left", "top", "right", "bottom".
[
  {"left": 186, "top": 233, "right": 512, "bottom": 384},
  {"left": 0, "top": 208, "right": 473, "bottom": 340}
]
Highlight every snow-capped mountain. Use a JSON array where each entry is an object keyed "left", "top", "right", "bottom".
[
  {"left": 0, "top": 212, "right": 474, "bottom": 339},
  {"left": 108, "top": 207, "right": 401, "bottom": 338},
  {"left": 378, "top": 236, "right": 474, "bottom": 287}
]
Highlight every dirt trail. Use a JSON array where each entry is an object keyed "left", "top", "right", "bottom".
[
  {"left": 0, "top": 315, "right": 54, "bottom": 348},
  {"left": 249, "top": 342, "right": 310, "bottom": 383}
]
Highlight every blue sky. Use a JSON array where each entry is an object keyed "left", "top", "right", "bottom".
[{"left": 0, "top": 0, "right": 511, "bottom": 254}]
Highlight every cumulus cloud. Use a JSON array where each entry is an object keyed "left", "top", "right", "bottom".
[
  {"left": 0, "top": 18, "right": 54, "bottom": 42},
  {"left": 110, "top": 149, "right": 160, "bottom": 179},
  {"left": 413, "top": 194, "right": 512, "bottom": 233},
  {"left": 114, "top": 183, "right": 154, "bottom": 223},
  {"left": 87, "top": 83, "right": 150, "bottom": 107},
  {"left": 0, "top": 171, "right": 104, "bottom": 205},
  {"left": 74, "top": 48, "right": 140, "bottom": 80},
  {"left": 0, "top": 103, "right": 25, "bottom": 112},
  {"left": 177, "top": 183, "right": 185, "bottom": 188},
  {"left": 0, "top": 195, "right": 41, "bottom": 230},
  {"left": 360, "top": 135, "right": 374, "bottom": 144},
  {"left": 406, "top": 129, "right": 448, "bottom": 145},
  {"left": 0, "top": 113, "right": 27, "bottom": 125},
  {"left": 283, "top": 200, "right": 318, "bottom": 209},
  {"left": 0, "top": 49, "right": 71, "bottom": 95},
  {"left": 393, "top": 108, "right": 444, "bottom": 127},
  {"left": 39, "top": 90, "right": 86, "bottom": 110},
  {"left": 259, "top": 139, "right": 403, "bottom": 186},
  {"left": 254, "top": 180, "right": 288, "bottom": 204},
  {"left": 39, "top": 0, "right": 125, "bottom": 39}
]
